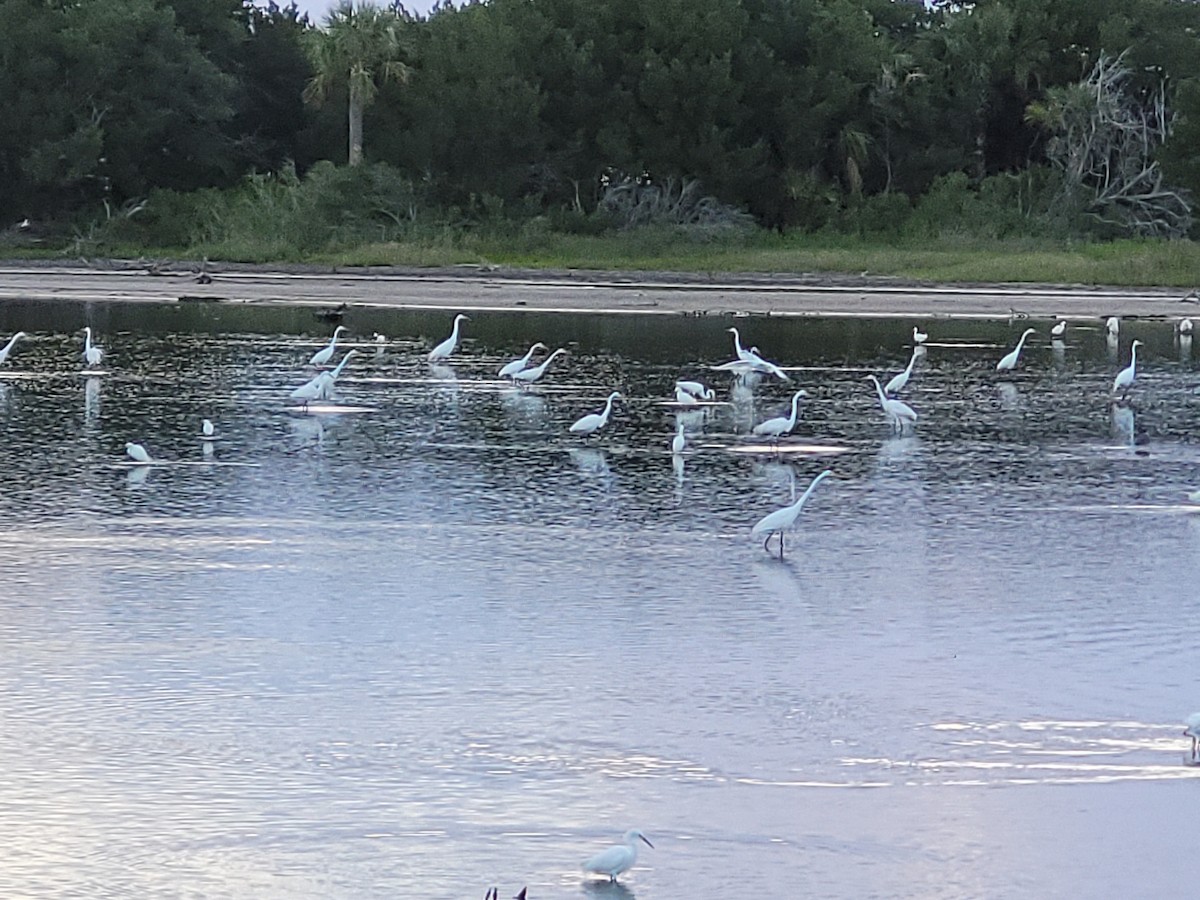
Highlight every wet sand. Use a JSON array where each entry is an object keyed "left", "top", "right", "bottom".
[{"left": 0, "top": 260, "right": 1194, "bottom": 320}]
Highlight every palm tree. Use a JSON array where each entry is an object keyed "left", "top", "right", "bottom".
[{"left": 303, "top": 1, "right": 411, "bottom": 166}]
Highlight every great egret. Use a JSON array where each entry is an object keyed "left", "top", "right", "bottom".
[
  {"left": 569, "top": 391, "right": 621, "bottom": 436},
  {"left": 867, "top": 375, "right": 917, "bottom": 432},
  {"left": 82, "top": 326, "right": 103, "bottom": 368},
  {"left": 1180, "top": 318, "right": 1194, "bottom": 336},
  {"left": 674, "top": 385, "right": 702, "bottom": 406},
  {"left": 751, "top": 469, "right": 831, "bottom": 556},
  {"left": 0, "top": 331, "right": 26, "bottom": 366},
  {"left": 512, "top": 348, "right": 566, "bottom": 385},
  {"left": 671, "top": 419, "right": 687, "bottom": 454},
  {"left": 884, "top": 348, "right": 918, "bottom": 395},
  {"left": 1186, "top": 713, "right": 1200, "bottom": 762},
  {"left": 1112, "top": 339, "right": 1143, "bottom": 398},
  {"left": 498, "top": 342, "right": 547, "bottom": 379},
  {"left": 996, "top": 328, "right": 1036, "bottom": 372},
  {"left": 913, "top": 326, "right": 928, "bottom": 344},
  {"left": 727, "top": 326, "right": 755, "bottom": 361},
  {"left": 201, "top": 418, "right": 215, "bottom": 438},
  {"left": 1051, "top": 319, "right": 1066, "bottom": 338},
  {"left": 291, "top": 350, "right": 357, "bottom": 405},
  {"left": 1106, "top": 316, "right": 1120, "bottom": 336},
  {"left": 429, "top": 313, "right": 469, "bottom": 361},
  {"left": 675, "top": 380, "right": 715, "bottom": 401},
  {"left": 125, "top": 442, "right": 152, "bottom": 463},
  {"left": 582, "top": 829, "right": 654, "bottom": 882},
  {"left": 309, "top": 325, "right": 348, "bottom": 366},
  {"left": 752, "top": 390, "right": 808, "bottom": 442}
]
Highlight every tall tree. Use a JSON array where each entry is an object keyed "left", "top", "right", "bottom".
[{"left": 303, "top": 1, "right": 411, "bottom": 166}]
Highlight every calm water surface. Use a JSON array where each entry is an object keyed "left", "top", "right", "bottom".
[{"left": 1, "top": 301, "right": 1199, "bottom": 898}]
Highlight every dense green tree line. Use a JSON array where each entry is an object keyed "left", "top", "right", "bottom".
[{"left": 3, "top": 0, "right": 1200, "bottom": 241}]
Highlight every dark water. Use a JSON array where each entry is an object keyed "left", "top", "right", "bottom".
[{"left": 1, "top": 301, "right": 1199, "bottom": 899}]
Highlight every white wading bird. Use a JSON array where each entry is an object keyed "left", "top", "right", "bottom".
[
  {"left": 1180, "top": 318, "right": 1194, "bottom": 336},
  {"left": 512, "top": 348, "right": 566, "bottom": 386},
  {"left": 885, "top": 348, "right": 919, "bottom": 395},
  {"left": 913, "top": 325, "right": 928, "bottom": 344},
  {"left": 582, "top": 829, "right": 654, "bottom": 883},
  {"left": 309, "top": 325, "right": 347, "bottom": 366},
  {"left": 498, "top": 342, "right": 547, "bottom": 380},
  {"left": 867, "top": 375, "right": 917, "bottom": 433},
  {"left": 996, "top": 328, "right": 1036, "bottom": 372},
  {"left": 291, "top": 350, "right": 357, "bottom": 406},
  {"left": 1106, "top": 316, "right": 1120, "bottom": 337},
  {"left": 751, "top": 469, "right": 831, "bottom": 557},
  {"left": 1050, "top": 319, "right": 1066, "bottom": 339},
  {"left": 1112, "top": 339, "right": 1143, "bottom": 399},
  {"left": 82, "top": 326, "right": 104, "bottom": 368},
  {"left": 569, "top": 391, "right": 621, "bottom": 436},
  {"left": 675, "top": 380, "right": 715, "bottom": 401},
  {"left": 0, "top": 331, "right": 26, "bottom": 366},
  {"left": 428, "top": 313, "right": 469, "bottom": 361},
  {"left": 125, "top": 442, "right": 152, "bottom": 463},
  {"left": 752, "top": 389, "right": 807, "bottom": 444},
  {"left": 201, "top": 418, "right": 215, "bottom": 438},
  {"left": 671, "top": 419, "right": 686, "bottom": 454}
]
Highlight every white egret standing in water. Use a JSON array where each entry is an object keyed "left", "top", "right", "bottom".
[
  {"left": 727, "top": 326, "right": 755, "bottom": 361},
  {"left": 512, "top": 348, "right": 566, "bottom": 386},
  {"left": 913, "top": 326, "right": 928, "bottom": 344},
  {"left": 751, "top": 469, "right": 831, "bottom": 557},
  {"left": 82, "top": 327, "right": 103, "bottom": 368},
  {"left": 1185, "top": 713, "right": 1200, "bottom": 762},
  {"left": 125, "top": 442, "right": 152, "bottom": 463},
  {"left": 309, "top": 325, "right": 347, "bottom": 366},
  {"left": 428, "top": 313, "right": 469, "bottom": 361},
  {"left": 1107, "top": 316, "right": 1120, "bottom": 337},
  {"left": 671, "top": 419, "right": 686, "bottom": 454},
  {"left": 867, "top": 375, "right": 917, "bottom": 432},
  {"left": 582, "top": 829, "right": 654, "bottom": 882},
  {"left": 201, "top": 418, "right": 215, "bottom": 438},
  {"left": 752, "top": 390, "right": 807, "bottom": 443},
  {"left": 996, "top": 328, "right": 1036, "bottom": 372},
  {"left": 498, "top": 342, "right": 547, "bottom": 380},
  {"left": 1180, "top": 318, "right": 1194, "bottom": 336},
  {"left": 1112, "top": 339, "right": 1143, "bottom": 399},
  {"left": 1051, "top": 319, "right": 1066, "bottom": 339},
  {"left": 0, "top": 331, "right": 26, "bottom": 366},
  {"left": 569, "top": 391, "right": 621, "bottom": 436},
  {"left": 675, "top": 380, "right": 715, "bottom": 401},
  {"left": 884, "top": 348, "right": 919, "bottom": 395}
]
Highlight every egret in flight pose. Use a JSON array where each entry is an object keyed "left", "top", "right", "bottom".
[
  {"left": 583, "top": 829, "right": 654, "bottom": 882},
  {"left": 82, "top": 327, "right": 104, "bottom": 368},
  {"left": 569, "top": 391, "right": 621, "bottom": 436},
  {"left": 125, "top": 442, "right": 152, "bottom": 463},
  {"left": 744, "top": 347, "right": 791, "bottom": 381},
  {"left": 752, "top": 390, "right": 807, "bottom": 443},
  {"left": 498, "top": 342, "right": 547, "bottom": 380},
  {"left": 884, "top": 348, "right": 919, "bottom": 395},
  {"left": 867, "top": 375, "right": 917, "bottom": 432},
  {"left": 1185, "top": 712, "right": 1200, "bottom": 762},
  {"left": 996, "top": 328, "right": 1036, "bottom": 372},
  {"left": 752, "top": 469, "right": 831, "bottom": 557},
  {"left": 309, "top": 325, "right": 348, "bottom": 366},
  {"left": 512, "top": 348, "right": 566, "bottom": 386},
  {"left": 429, "top": 313, "right": 469, "bottom": 361},
  {"left": 1112, "top": 339, "right": 1143, "bottom": 399},
  {"left": 0, "top": 331, "right": 26, "bottom": 366}
]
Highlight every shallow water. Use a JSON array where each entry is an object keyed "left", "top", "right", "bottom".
[{"left": 1, "top": 302, "right": 1198, "bottom": 898}]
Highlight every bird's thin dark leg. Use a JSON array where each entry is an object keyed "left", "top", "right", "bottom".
[
  {"left": 763, "top": 534, "right": 772, "bottom": 553},
  {"left": 779, "top": 532, "right": 785, "bottom": 558}
]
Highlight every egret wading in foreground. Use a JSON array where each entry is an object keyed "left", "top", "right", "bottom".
[
  {"left": 0, "top": 331, "right": 26, "bottom": 366},
  {"left": 583, "top": 829, "right": 654, "bottom": 882},
  {"left": 428, "top": 314, "right": 469, "bottom": 361},
  {"left": 1112, "top": 339, "right": 1144, "bottom": 399},
  {"left": 125, "top": 442, "right": 151, "bottom": 463},
  {"left": 996, "top": 328, "right": 1037, "bottom": 372},
  {"left": 82, "top": 327, "right": 103, "bottom": 368},
  {"left": 913, "top": 326, "right": 928, "bottom": 344},
  {"left": 498, "top": 342, "right": 547, "bottom": 380},
  {"left": 1051, "top": 319, "right": 1067, "bottom": 339},
  {"left": 512, "top": 348, "right": 566, "bottom": 386},
  {"left": 751, "top": 469, "right": 831, "bottom": 557},
  {"left": 752, "top": 389, "right": 808, "bottom": 444},
  {"left": 867, "top": 375, "right": 917, "bottom": 433},
  {"left": 1185, "top": 713, "right": 1200, "bottom": 762},
  {"left": 569, "top": 391, "right": 621, "bottom": 437},
  {"left": 884, "top": 348, "right": 919, "bottom": 395},
  {"left": 671, "top": 419, "right": 686, "bottom": 454},
  {"left": 309, "top": 325, "right": 347, "bottom": 366}
]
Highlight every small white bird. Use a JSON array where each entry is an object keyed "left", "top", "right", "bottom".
[
  {"left": 512, "top": 348, "right": 566, "bottom": 385},
  {"left": 498, "top": 342, "right": 547, "bottom": 380},
  {"left": 582, "top": 829, "right": 654, "bottom": 883},
  {"left": 884, "top": 348, "right": 919, "bottom": 395},
  {"left": 1112, "top": 339, "right": 1143, "bottom": 398},
  {"left": 373, "top": 332, "right": 387, "bottom": 345},
  {"left": 675, "top": 380, "right": 715, "bottom": 401},
  {"left": 751, "top": 469, "right": 832, "bottom": 556},
  {"left": 752, "top": 389, "right": 808, "bottom": 443},
  {"left": 0, "top": 331, "right": 26, "bottom": 366},
  {"left": 1106, "top": 316, "right": 1120, "bottom": 337},
  {"left": 913, "top": 326, "right": 928, "bottom": 344},
  {"left": 671, "top": 420, "right": 686, "bottom": 454},
  {"left": 1180, "top": 318, "right": 1194, "bottom": 336},
  {"left": 125, "top": 442, "right": 152, "bottom": 463},
  {"left": 1051, "top": 319, "right": 1067, "bottom": 339},
  {"left": 428, "top": 313, "right": 469, "bottom": 361},
  {"left": 1185, "top": 713, "right": 1200, "bottom": 762},
  {"left": 867, "top": 375, "right": 917, "bottom": 432},
  {"left": 82, "top": 326, "right": 104, "bottom": 368},
  {"left": 996, "top": 328, "right": 1037, "bottom": 372},
  {"left": 309, "top": 325, "right": 347, "bottom": 366},
  {"left": 569, "top": 391, "right": 621, "bottom": 436},
  {"left": 201, "top": 418, "right": 215, "bottom": 438}
]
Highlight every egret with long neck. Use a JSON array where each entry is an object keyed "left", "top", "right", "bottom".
[
  {"left": 751, "top": 469, "right": 832, "bottom": 557},
  {"left": 428, "top": 314, "right": 469, "bottom": 361},
  {"left": 996, "top": 328, "right": 1036, "bottom": 372},
  {"left": 868, "top": 375, "right": 917, "bottom": 432},
  {"left": 569, "top": 391, "right": 620, "bottom": 436},
  {"left": 0, "top": 331, "right": 26, "bottom": 366}
]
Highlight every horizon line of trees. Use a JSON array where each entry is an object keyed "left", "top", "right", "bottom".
[{"left": 4, "top": 0, "right": 1200, "bottom": 243}]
